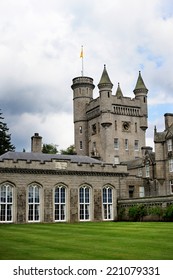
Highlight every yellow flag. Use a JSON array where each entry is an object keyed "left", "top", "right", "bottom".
[{"left": 80, "top": 46, "right": 83, "bottom": 58}]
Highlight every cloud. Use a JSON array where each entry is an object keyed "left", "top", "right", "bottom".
[{"left": 0, "top": 0, "right": 173, "bottom": 152}]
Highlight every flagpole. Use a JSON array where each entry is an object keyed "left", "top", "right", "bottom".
[{"left": 80, "top": 45, "right": 84, "bottom": 76}]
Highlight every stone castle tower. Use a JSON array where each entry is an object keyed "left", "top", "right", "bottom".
[{"left": 72, "top": 65, "right": 148, "bottom": 163}]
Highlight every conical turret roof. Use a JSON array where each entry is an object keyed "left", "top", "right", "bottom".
[
  {"left": 115, "top": 83, "right": 123, "bottom": 98},
  {"left": 134, "top": 71, "right": 148, "bottom": 93},
  {"left": 98, "top": 65, "right": 113, "bottom": 89}
]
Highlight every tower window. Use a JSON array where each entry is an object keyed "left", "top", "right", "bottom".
[
  {"left": 79, "top": 126, "right": 82, "bottom": 134},
  {"left": 144, "top": 97, "right": 146, "bottom": 103},
  {"left": 91, "top": 124, "right": 97, "bottom": 135},
  {"left": 114, "top": 138, "right": 119, "bottom": 150},
  {"left": 134, "top": 140, "right": 139, "bottom": 151},
  {"left": 125, "top": 139, "right": 128, "bottom": 150},
  {"left": 79, "top": 141, "right": 83, "bottom": 150},
  {"left": 108, "top": 92, "right": 110, "bottom": 98},
  {"left": 115, "top": 121, "right": 117, "bottom": 130},
  {"left": 135, "top": 122, "right": 137, "bottom": 132}
]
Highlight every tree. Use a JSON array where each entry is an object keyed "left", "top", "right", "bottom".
[
  {"left": 0, "top": 110, "right": 15, "bottom": 155},
  {"left": 60, "top": 145, "right": 76, "bottom": 155},
  {"left": 42, "top": 143, "right": 58, "bottom": 154}
]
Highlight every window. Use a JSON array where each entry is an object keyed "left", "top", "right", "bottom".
[
  {"left": 91, "top": 124, "right": 97, "bottom": 135},
  {"left": 138, "top": 168, "right": 142, "bottom": 177},
  {"left": 135, "top": 122, "right": 137, "bottom": 132},
  {"left": 125, "top": 139, "right": 128, "bottom": 150},
  {"left": 129, "top": 186, "right": 134, "bottom": 198},
  {"left": 134, "top": 140, "right": 139, "bottom": 151},
  {"left": 169, "top": 159, "right": 173, "bottom": 172},
  {"left": 79, "top": 141, "right": 83, "bottom": 150},
  {"left": 79, "top": 186, "right": 90, "bottom": 221},
  {"left": 146, "top": 161, "right": 150, "bottom": 177},
  {"left": 114, "top": 156, "right": 119, "bottom": 165},
  {"left": 167, "top": 139, "right": 172, "bottom": 152},
  {"left": 170, "top": 180, "right": 173, "bottom": 194},
  {"left": 114, "top": 138, "right": 119, "bottom": 150},
  {"left": 115, "top": 121, "right": 117, "bottom": 130},
  {"left": 0, "top": 183, "right": 13, "bottom": 222},
  {"left": 79, "top": 126, "right": 82, "bottom": 134},
  {"left": 28, "top": 184, "right": 40, "bottom": 222},
  {"left": 102, "top": 187, "right": 113, "bottom": 220},
  {"left": 139, "top": 186, "right": 145, "bottom": 197},
  {"left": 54, "top": 185, "right": 66, "bottom": 221}
]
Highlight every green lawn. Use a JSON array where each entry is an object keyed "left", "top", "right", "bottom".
[{"left": 0, "top": 222, "right": 173, "bottom": 260}]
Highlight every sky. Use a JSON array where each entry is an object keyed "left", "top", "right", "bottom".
[{"left": 0, "top": 0, "right": 173, "bottom": 152}]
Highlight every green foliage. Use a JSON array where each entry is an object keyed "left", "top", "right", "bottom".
[
  {"left": 128, "top": 204, "right": 147, "bottom": 221},
  {"left": 118, "top": 207, "right": 126, "bottom": 220},
  {"left": 163, "top": 204, "right": 173, "bottom": 221},
  {"left": 60, "top": 145, "right": 76, "bottom": 155},
  {"left": 148, "top": 206, "right": 163, "bottom": 219},
  {"left": 0, "top": 110, "right": 15, "bottom": 155},
  {"left": 42, "top": 144, "right": 58, "bottom": 154}
]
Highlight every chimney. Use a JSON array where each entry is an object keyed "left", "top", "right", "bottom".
[
  {"left": 164, "top": 113, "right": 173, "bottom": 129},
  {"left": 31, "top": 133, "right": 42, "bottom": 153}
]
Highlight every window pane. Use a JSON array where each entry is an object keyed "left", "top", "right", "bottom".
[
  {"left": 85, "top": 188, "right": 89, "bottom": 203},
  {"left": 7, "top": 186, "right": 12, "bottom": 203},
  {"left": 34, "top": 204, "right": 40, "bottom": 221},
  {"left": 28, "top": 187, "right": 33, "bottom": 203},
  {"left": 80, "top": 188, "right": 84, "bottom": 203},
  {"left": 85, "top": 204, "right": 90, "bottom": 220},
  {"left": 61, "top": 188, "right": 65, "bottom": 203},
  {"left": 55, "top": 204, "right": 59, "bottom": 220},
  {"left": 28, "top": 204, "right": 33, "bottom": 221},
  {"left": 108, "top": 188, "right": 112, "bottom": 203},
  {"left": 80, "top": 204, "right": 84, "bottom": 220},
  {"left": 35, "top": 187, "right": 40, "bottom": 203},
  {"left": 0, "top": 204, "right": 6, "bottom": 221},
  {"left": 55, "top": 188, "right": 59, "bottom": 203},
  {"left": 61, "top": 205, "right": 65, "bottom": 220},
  {"left": 7, "top": 204, "right": 12, "bottom": 221},
  {"left": 103, "top": 188, "right": 107, "bottom": 203}
]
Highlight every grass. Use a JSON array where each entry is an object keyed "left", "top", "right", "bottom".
[{"left": 0, "top": 222, "right": 173, "bottom": 260}]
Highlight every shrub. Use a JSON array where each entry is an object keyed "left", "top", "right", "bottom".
[
  {"left": 163, "top": 204, "right": 173, "bottom": 221},
  {"left": 148, "top": 206, "right": 163, "bottom": 220},
  {"left": 128, "top": 204, "right": 147, "bottom": 221}
]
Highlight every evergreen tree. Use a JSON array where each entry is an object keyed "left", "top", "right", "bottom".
[
  {"left": 0, "top": 110, "right": 15, "bottom": 155},
  {"left": 42, "top": 143, "right": 58, "bottom": 154}
]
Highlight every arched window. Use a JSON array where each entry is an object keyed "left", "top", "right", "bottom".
[
  {"left": 79, "top": 186, "right": 90, "bottom": 221},
  {"left": 54, "top": 185, "right": 66, "bottom": 221},
  {"left": 28, "top": 184, "right": 41, "bottom": 222},
  {"left": 0, "top": 183, "right": 13, "bottom": 222},
  {"left": 102, "top": 186, "right": 113, "bottom": 220}
]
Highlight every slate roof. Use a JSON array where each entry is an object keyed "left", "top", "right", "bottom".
[
  {"left": 134, "top": 71, "right": 148, "bottom": 92},
  {"left": 98, "top": 65, "right": 113, "bottom": 88},
  {"left": 0, "top": 151, "right": 102, "bottom": 164}
]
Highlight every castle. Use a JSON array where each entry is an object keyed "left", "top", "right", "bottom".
[{"left": 0, "top": 66, "right": 173, "bottom": 223}]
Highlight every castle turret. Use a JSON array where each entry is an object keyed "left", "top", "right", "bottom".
[
  {"left": 133, "top": 71, "right": 148, "bottom": 131},
  {"left": 115, "top": 83, "right": 123, "bottom": 99},
  {"left": 98, "top": 65, "right": 113, "bottom": 113},
  {"left": 97, "top": 65, "right": 113, "bottom": 162},
  {"left": 71, "top": 76, "right": 95, "bottom": 155}
]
